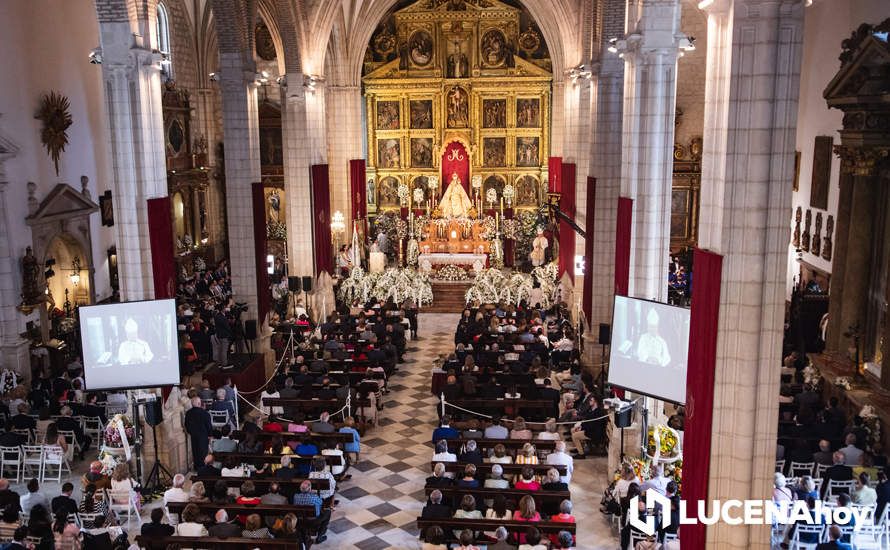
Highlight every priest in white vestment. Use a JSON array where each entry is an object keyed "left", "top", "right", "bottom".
[{"left": 636, "top": 308, "right": 671, "bottom": 366}]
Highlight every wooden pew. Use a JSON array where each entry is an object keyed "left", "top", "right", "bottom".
[
  {"left": 213, "top": 451, "right": 344, "bottom": 468},
  {"left": 445, "top": 397, "right": 557, "bottom": 414},
  {"left": 439, "top": 438, "right": 560, "bottom": 452},
  {"left": 166, "top": 501, "right": 322, "bottom": 519},
  {"left": 230, "top": 431, "right": 354, "bottom": 444},
  {"left": 191, "top": 475, "right": 330, "bottom": 492},
  {"left": 424, "top": 485, "right": 571, "bottom": 509},
  {"left": 415, "top": 517, "right": 576, "bottom": 538},
  {"left": 432, "top": 462, "right": 566, "bottom": 477},
  {"left": 136, "top": 535, "right": 297, "bottom": 548}
]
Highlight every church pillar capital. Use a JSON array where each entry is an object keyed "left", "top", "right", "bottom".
[{"left": 835, "top": 145, "right": 890, "bottom": 177}]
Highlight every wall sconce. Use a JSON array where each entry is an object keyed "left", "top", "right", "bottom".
[
  {"left": 303, "top": 74, "right": 324, "bottom": 92},
  {"left": 607, "top": 37, "right": 619, "bottom": 54},
  {"left": 276, "top": 75, "right": 287, "bottom": 87},
  {"left": 678, "top": 35, "right": 696, "bottom": 57},
  {"left": 266, "top": 254, "right": 275, "bottom": 275},
  {"left": 70, "top": 257, "right": 82, "bottom": 287},
  {"left": 44, "top": 258, "right": 56, "bottom": 280},
  {"left": 88, "top": 48, "right": 103, "bottom": 65},
  {"left": 566, "top": 64, "right": 592, "bottom": 82},
  {"left": 208, "top": 72, "right": 219, "bottom": 82},
  {"left": 254, "top": 70, "right": 270, "bottom": 85}
]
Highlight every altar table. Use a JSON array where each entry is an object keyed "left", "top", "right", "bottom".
[{"left": 418, "top": 253, "right": 488, "bottom": 273}]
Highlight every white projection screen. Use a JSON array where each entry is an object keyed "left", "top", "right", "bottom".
[
  {"left": 79, "top": 299, "right": 181, "bottom": 390},
  {"left": 608, "top": 295, "right": 691, "bottom": 404}
]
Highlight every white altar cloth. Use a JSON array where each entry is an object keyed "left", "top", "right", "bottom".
[
  {"left": 418, "top": 253, "right": 488, "bottom": 274},
  {"left": 369, "top": 252, "right": 386, "bottom": 273}
]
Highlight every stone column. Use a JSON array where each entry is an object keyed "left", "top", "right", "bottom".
[
  {"left": 325, "top": 85, "right": 364, "bottom": 220},
  {"left": 97, "top": 21, "right": 168, "bottom": 301},
  {"left": 281, "top": 74, "right": 327, "bottom": 278},
  {"left": 217, "top": 54, "right": 261, "bottom": 319},
  {"left": 697, "top": 1, "right": 804, "bottom": 547},
  {"left": 0, "top": 162, "right": 30, "bottom": 378},
  {"left": 618, "top": 0, "right": 682, "bottom": 302}
]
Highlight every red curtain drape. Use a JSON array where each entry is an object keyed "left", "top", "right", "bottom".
[
  {"left": 147, "top": 197, "right": 175, "bottom": 299},
  {"left": 441, "top": 142, "right": 470, "bottom": 192},
  {"left": 558, "top": 163, "right": 576, "bottom": 280},
  {"left": 683, "top": 248, "right": 723, "bottom": 550},
  {"left": 548, "top": 157, "right": 562, "bottom": 193},
  {"left": 251, "top": 182, "right": 271, "bottom": 325},
  {"left": 614, "top": 197, "right": 633, "bottom": 297},
  {"left": 349, "top": 159, "right": 367, "bottom": 220},
  {"left": 582, "top": 177, "right": 596, "bottom": 322},
  {"left": 311, "top": 164, "right": 332, "bottom": 275}
]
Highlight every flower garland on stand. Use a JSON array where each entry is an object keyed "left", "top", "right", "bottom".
[
  {"left": 464, "top": 262, "right": 561, "bottom": 307},
  {"left": 337, "top": 267, "right": 433, "bottom": 306},
  {"left": 802, "top": 364, "right": 823, "bottom": 391},
  {"left": 859, "top": 405, "right": 882, "bottom": 455},
  {"left": 98, "top": 414, "right": 136, "bottom": 475}
]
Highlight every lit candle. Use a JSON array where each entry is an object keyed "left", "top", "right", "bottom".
[{"left": 451, "top": 230, "right": 457, "bottom": 240}]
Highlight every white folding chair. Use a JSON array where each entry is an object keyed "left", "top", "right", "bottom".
[
  {"left": 0, "top": 446, "right": 22, "bottom": 483},
  {"left": 20, "top": 445, "right": 43, "bottom": 480},
  {"left": 813, "top": 478, "right": 824, "bottom": 494},
  {"left": 852, "top": 504, "right": 877, "bottom": 526},
  {"left": 106, "top": 488, "right": 141, "bottom": 526},
  {"left": 12, "top": 429, "right": 32, "bottom": 445},
  {"left": 630, "top": 530, "right": 651, "bottom": 549},
  {"left": 815, "top": 463, "right": 830, "bottom": 478},
  {"left": 78, "top": 512, "right": 105, "bottom": 529},
  {"left": 851, "top": 524, "right": 884, "bottom": 549},
  {"left": 776, "top": 459, "right": 786, "bottom": 473},
  {"left": 41, "top": 444, "right": 70, "bottom": 483},
  {"left": 18, "top": 512, "right": 29, "bottom": 526},
  {"left": 791, "top": 524, "right": 824, "bottom": 549},
  {"left": 209, "top": 410, "right": 230, "bottom": 430},
  {"left": 82, "top": 416, "right": 104, "bottom": 443},
  {"left": 826, "top": 479, "right": 856, "bottom": 502},
  {"left": 57, "top": 430, "right": 81, "bottom": 462},
  {"left": 789, "top": 461, "right": 815, "bottom": 478}
]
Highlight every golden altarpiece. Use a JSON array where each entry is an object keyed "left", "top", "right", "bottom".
[{"left": 363, "top": 0, "right": 553, "bottom": 220}]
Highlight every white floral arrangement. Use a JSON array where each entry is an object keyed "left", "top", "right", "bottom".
[
  {"left": 464, "top": 263, "right": 560, "bottom": 307},
  {"left": 413, "top": 188, "right": 425, "bottom": 204},
  {"left": 479, "top": 216, "right": 497, "bottom": 240},
  {"left": 502, "top": 218, "right": 519, "bottom": 240},
  {"left": 802, "top": 364, "right": 822, "bottom": 390},
  {"left": 337, "top": 267, "right": 433, "bottom": 306},
  {"left": 531, "top": 262, "right": 561, "bottom": 308},
  {"left": 490, "top": 238, "right": 504, "bottom": 270},
  {"left": 395, "top": 219, "right": 408, "bottom": 240},
  {"left": 486, "top": 187, "right": 498, "bottom": 206},
  {"left": 271, "top": 283, "right": 289, "bottom": 302},
  {"left": 859, "top": 405, "right": 882, "bottom": 455},
  {"left": 59, "top": 317, "right": 78, "bottom": 333},
  {"left": 834, "top": 376, "right": 852, "bottom": 391},
  {"left": 438, "top": 264, "right": 469, "bottom": 281},
  {"left": 193, "top": 256, "right": 207, "bottom": 272},
  {"left": 413, "top": 214, "right": 431, "bottom": 240},
  {"left": 397, "top": 183, "right": 409, "bottom": 205},
  {"left": 407, "top": 239, "right": 420, "bottom": 267},
  {"left": 0, "top": 370, "right": 20, "bottom": 395},
  {"left": 503, "top": 184, "right": 515, "bottom": 203}
]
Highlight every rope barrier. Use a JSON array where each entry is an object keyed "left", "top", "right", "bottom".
[
  {"left": 440, "top": 396, "right": 641, "bottom": 427},
  {"left": 238, "top": 331, "right": 296, "bottom": 395}
]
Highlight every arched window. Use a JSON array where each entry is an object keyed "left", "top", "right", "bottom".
[{"left": 156, "top": 3, "right": 173, "bottom": 79}]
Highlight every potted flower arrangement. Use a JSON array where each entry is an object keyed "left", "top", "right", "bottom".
[
  {"left": 859, "top": 405, "right": 882, "bottom": 455},
  {"left": 646, "top": 424, "right": 682, "bottom": 463},
  {"left": 104, "top": 414, "right": 135, "bottom": 449}
]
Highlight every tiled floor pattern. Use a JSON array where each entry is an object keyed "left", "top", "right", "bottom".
[{"left": 317, "top": 313, "right": 619, "bottom": 550}]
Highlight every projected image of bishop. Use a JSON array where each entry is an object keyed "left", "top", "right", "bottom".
[
  {"left": 636, "top": 308, "right": 671, "bottom": 366},
  {"left": 117, "top": 317, "right": 154, "bottom": 365}
]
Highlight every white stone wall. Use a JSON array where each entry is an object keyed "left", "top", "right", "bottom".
[{"left": 325, "top": 85, "right": 364, "bottom": 222}]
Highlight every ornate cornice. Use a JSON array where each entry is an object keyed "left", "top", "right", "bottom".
[
  {"left": 839, "top": 18, "right": 890, "bottom": 68},
  {"left": 834, "top": 144, "right": 890, "bottom": 176}
]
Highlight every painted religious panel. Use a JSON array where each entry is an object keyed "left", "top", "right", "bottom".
[
  {"left": 480, "top": 29, "right": 512, "bottom": 68},
  {"left": 516, "top": 98, "right": 541, "bottom": 128},
  {"left": 671, "top": 189, "right": 691, "bottom": 240},
  {"left": 410, "top": 100, "right": 433, "bottom": 129},
  {"left": 810, "top": 135, "right": 833, "bottom": 210},
  {"left": 412, "top": 176, "right": 429, "bottom": 203},
  {"left": 259, "top": 126, "right": 283, "bottom": 166},
  {"left": 482, "top": 99, "right": 507, "bottom": 129},
  {"left": 516, "top": 137, "right": 540, "bottom": 167},
  {"left": 446, "top": 86, "right": 470, "bottom": 128},
  {"left": 376, "top": 100, "right": 401, "bottom": 130},
  {"left": 515, "top": 175, "right": 539, "bottom": 207},
  {"left": 409, "top": 30, "right": 434, "bottom": 67},
  {"left": 483, "top": 175, "right": 506, "bottom": 200},
  {"left": 377, "top": 138, "right": 401, "bottom": 169},
  {"left": 411, "top": 138, "right": 433, "bottom": 168},
  {"left": 378, "top": 176, "right": 401, "bottom": 207},
  {"left": 483, "top": 137, "right": 506, "bottom": 167}
]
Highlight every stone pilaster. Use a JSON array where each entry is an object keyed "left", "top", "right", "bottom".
[
  {"left": 218, "top": 54, "right": 261, "bottom": 319},
  {"left": 697, "top": 1, "right": 804, "bottom": 547},
  {"left": 325, "top": 85, "right": 364, "bottom": 221},
  {"left": 97, "top": 21, "right": 168, "bottom": 301},
  {"left": 281, "top": 74, "right": 326, "bottom": 278},
  {"left": 619, "top": 0, "right": 682, "bottom": 302},
  {"left": 0, "top": 157, "right": 30, "bottom": 379}
]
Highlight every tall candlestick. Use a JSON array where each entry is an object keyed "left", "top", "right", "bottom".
[{"left": 500, "top": 197, "right": 504, "bottom": 219}]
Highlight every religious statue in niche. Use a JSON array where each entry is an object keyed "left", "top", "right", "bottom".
[
  {"left": 378, "top": 139, "right": 401, "bottom": 169},
  {"left": 410, "top": 100, "right": 433, "bottom": 129},
  {"left": 516, "top": 175, "right": 539, "bottom": 207},
  {"left": 409, "top": 30, "right": 434, "bottom": 67},
  {"left": 481, "top": 29, "right": 513, "bottom": 68},
  {"left": 367, "top": 178, "right": 377, "bottom": 206},
  {"left": 21, "top": 246, "right": 42, "bottom": 306},
  {"left": 379, "top": 177, "right": 401, "bottom": 206},
  {"left": 812, "top": 212, "right": 822, "bottom": 257},
  {"left": 483, "top": 99, "right": 506, "bottom": 128},
  {"left": 440, "top": 172, "right": 473, "bottom": 218},
  {"left": 34, "top": 91, "right": 73, "bottom": 176},
  {"left": 792, "top": 206, "right": 801, "bottom": 248},
  {"left": 446, "top": 39, "right": 469, "bottom": 78},
  {"left": 516, "top": 137, "right": 540, "bottom": 167},
  {"left": 517, "top": 98, "right": 540, "bottom": 127},
  {"left": 822, "top": 215, "right": 834, "bottom": 261},
  {"left": 447, "top": 86, "right": 469, "bottom": 128},
  {"left": 801, "top": 209, "right": 812, "bottom": 252},
  {"left": 376, "top": 101, "right": 401, "bottom": 130},
  {"left": 267, "top": 189, "right": 281, "bottom": 223},
  {"left": 483, "top": 138, "right": 506, "bottom": 167},
  {"left": 411, "top": 138, "right": 433, "bottom": 168},
  {"left": 529, "top": 227, "right": 548, "bottom": 267}
]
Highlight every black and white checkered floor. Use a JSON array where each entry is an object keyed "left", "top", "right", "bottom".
[{"left": 316, "top": 313, "right": 617, "bottom": 550}]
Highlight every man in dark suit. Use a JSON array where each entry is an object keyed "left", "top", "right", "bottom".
[
  {"left": 421, "top": 490, "right": 452, "bottom": 519},
  {"left": 57, "top": 406, "right": 91, "bottom": 455},
  {"left": 184, "top": 397, "right": 213, "bottom": 471},
  {"left": 820, "top": 451, "right": 853, "bottom": 499},
  {"left": 278, "top": 377, "right": 299, "bottom": 419},
  {"left": 539, "top": 378, "right": 561, "bottom": 419},
  {"left": 813, "top": 440, "right": 834, "bottom": 466},
  {"left": 274, "top": 456, "right": 298, "bottom": 480},
  {"left": 9, "top": 404, "right": 35, "bottom": 432},
  {"left": 0, "top": 429, "right": 26, "bottom": 449},
  {"left": 0, "top": 479, "right": 20, "bottom": 513},
  {"left": 207, "top": 509, "right": 243, "bottom": 537},
  {"left": 875, "top": 471, "right": 890, "bottom": 521},
  {"left": 140, "top": 508, "right": 175, "bottom": 539},
  {"left": 51, "top": 482, "right": 78, "bottom": 520},
  {"left": 78, "top": 393, "right": 108, "bottom": 425}
]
